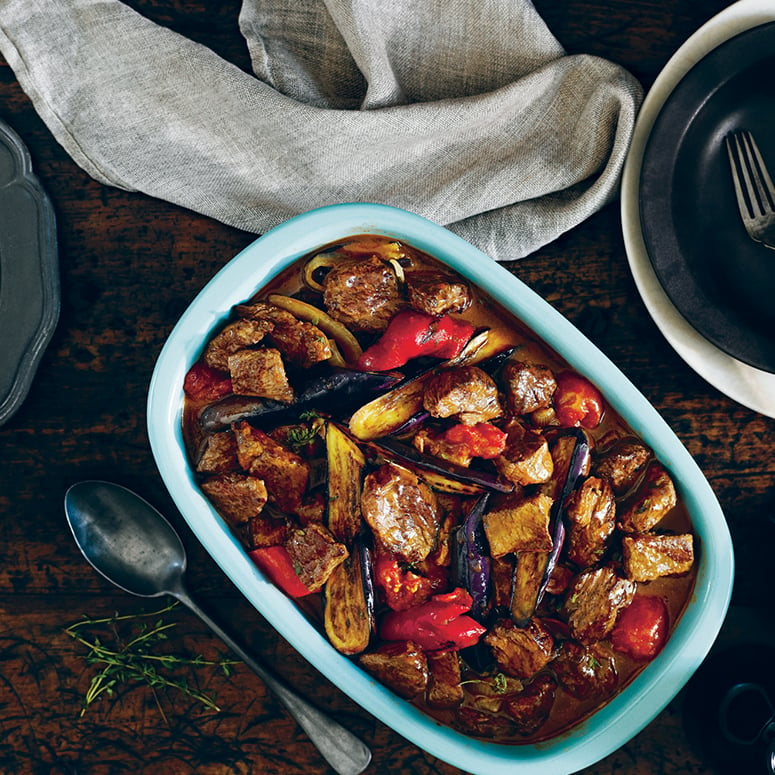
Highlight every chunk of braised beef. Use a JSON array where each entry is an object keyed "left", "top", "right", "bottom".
[
  {"left": 564, "top": 566, "right": 636, "bottom": 645},
  {"left": 232, "top": 421, "right": 310, "bottom": 513},
  {"left": 494, "top": 421, "right": 554, "bottom": 486},
  {"left": 617, "top": 462, "right": 677, "bottom": 533},
  {"left": 361, "top": 462, "right": 440, "bottom": 564},
  {"left": 552, "top": 640, "right": 618, "bottom": 700},
  {"left": 621, "top": 532, "right": 694, "bottom": 582},
  {"left": 406, "top": 270, "right": 472, "bottom": 316},
  {"left": 455, "top": 706, "right": 517, "bottom": 738},
  {"left": 484, "top": 617, "right": 555, "bottom": 679},
  {"left": 483, "top": 492, "right": 554, "bottom": 558},
  {"left": 501, "top": 361, "right": 557, "bottom": 416},
  {"left": 423, "top": 365, "right": 503, "bottom": 426},
  {"left": 284, "top": 523, "right": 349, "bottom": 592},
  {"left": 241, "top": 511, "right": 290, "bottom": 549},
  {"left": 235, "top": 300, "right": 333, "bottom": 367},
  {"left": 203, "top": 317, "right": 273, "bottom": 371},
  {"left": 593, "top": 436, "right": 652, "bottom": 496},
  {"left": 564, "top": 476, "right": 616, "bottom": 569},
  {"left": 359, "top": 640, "right": 429, "bottom": 699},
  {"left": 322, "top": 255, "right": 403, "bottom": 333},
  {"left": 195, "top": 430, "right": 240, "bottom": 475},
  {"left": 502, "top": 673, "right": 557, "bottom": 736},
  {"left": 427, "top": 650, "right": 465, "bottom": 709},
  {"left": 227, "top": 347, "right": 295, "bottom": 403},
  {"left": 199, "top": 473, "right": 268, "bottom": 526}
]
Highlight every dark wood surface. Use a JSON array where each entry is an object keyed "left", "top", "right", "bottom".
[{"left": 2, "top": 1, "right": 772, "bottom": 773}]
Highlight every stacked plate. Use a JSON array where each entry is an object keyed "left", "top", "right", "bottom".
[{"left": 622, "top": 0, "right": 775, "bottom": 418}]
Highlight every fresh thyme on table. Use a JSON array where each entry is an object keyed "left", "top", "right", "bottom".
[{"left": 65, "top": 601, "right": 239, "bottom": 719}]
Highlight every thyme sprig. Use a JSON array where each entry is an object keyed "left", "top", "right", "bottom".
[{"left": 66, "top": 602, "right": 239, "bottom": 719}]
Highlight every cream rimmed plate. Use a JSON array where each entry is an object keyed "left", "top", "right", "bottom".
[{"left": 621, "top": 0, "right": 775, "bottom": 417}]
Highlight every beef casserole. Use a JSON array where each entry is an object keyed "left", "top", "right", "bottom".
[{"left": 148, "top": 203, "right": 733, "bottom": 775}]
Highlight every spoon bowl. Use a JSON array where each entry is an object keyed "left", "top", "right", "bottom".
[
  {"left": 64, "top": 480, "right": 371, "bottom": 775},
  {"left": 65, "top": 480, "right": 186, "bottom": 597}
]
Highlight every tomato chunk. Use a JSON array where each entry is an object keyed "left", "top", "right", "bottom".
[
  {"left": 553, "top": 371, "right": 604, "bottom": 429},
  {"left": 611, "top": 594, "right": 668, "bottom": 661},
  {"left": 441, "top": 422, "right": 507, "bottom": 459}
]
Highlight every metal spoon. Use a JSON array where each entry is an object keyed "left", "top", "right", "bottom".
[{"left": 64, "top": 480, "right": 372, "bottom": 775}]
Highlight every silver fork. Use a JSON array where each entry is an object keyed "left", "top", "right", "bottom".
[{"left": 725, "top": 130, "right": 775, "bottom": 250}]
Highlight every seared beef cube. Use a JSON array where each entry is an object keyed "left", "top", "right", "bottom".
[
  {"left": 361, "top": 462, "right": 440, "bottom": 564},
  {"left": 618, "top": 463, "right": 677, "bottom": 533},
  {"left": 200, "top": 473, "right": 268, "bottom": 526},
  {"left": 233, "top": 421, "right": 310, "bottom": 513},
  {"left": 227, "top": 347, "right": 295, "bottom": 403},
  {"left": 195, "top": 430, "right": 240, "bottom": 475},
  {"left": 564, "top": 566, "right": 636, "bottom": 645},
  {"left": 503, "top": 674, "right": 557, "bottom": 735},
  {"left": 236, "top": 300, "right": 332, "bottom": 367},
  {"left": 502, "top": 361, "right": 557, "bottom": 416},
  {"left": 413, "top": 428, "right": 473, "bottom": 467},
  {"left": 483, "top": 492, "right": 554, "bottom": 558},
  {"left": 406, "top": 270, "right": 472, "bottom": 316},
  {"left": 484, "top": 618, "right": 555, "bottom": 679},
  {"left": 593, "top": 437, "right": 651, "bottom": 496},
  {"left": 284, "top": 523, "right": 348, "bottom": 592},
  {"left": 552, "top": 640, "right": 618, "bottom": 700},
  {"left": 242, "top": 512, "right": 290, "bottom": 549},
  {"left": 322, "top": 255, "right": 403, "bottom": 333},
  {"left": 495, "top": 422, "right": 554, "bottom": 486},
  {"left": 423, "top": 366, "right": 503, "bottom": 425},
  {"left": 565, "top": 476, "right": 616, "bottom": 568},
  {"left": 203, "top": 318, "right": 273, "bottom": 371},
  {"left": 427, "top": 650, "right": 464, "bottom": 709},
  {"left": 622, "top": 533, "right": 694, "bottom": 581},
  {"left": 359, "top": 641, "right": 429, "bottom": 699},
  {"left": 455, "top": 706, "right": 517, "bottom": 738}
]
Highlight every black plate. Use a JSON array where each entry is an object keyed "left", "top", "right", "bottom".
[
  {"left": 0, "top": 119, "right": 59, "bottom": 425},
  {"left": 639, "top": 22, "right": 775, "bottom": 374}
]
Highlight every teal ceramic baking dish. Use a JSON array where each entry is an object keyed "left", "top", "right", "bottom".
[{"left": 147, "top": 203, "right": 733, "bottom": 774}]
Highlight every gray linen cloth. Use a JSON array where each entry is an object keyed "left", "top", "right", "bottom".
[{"left": 0, "top": 0, "right": 642, "bottom": 260}]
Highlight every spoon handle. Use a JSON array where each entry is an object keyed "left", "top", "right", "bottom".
[{"left": 173, "top": 587, "right": 372, "bottom": 775}]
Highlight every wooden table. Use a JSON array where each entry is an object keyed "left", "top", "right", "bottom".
[{"left": 1, "top": 1, "right": 772, "bottom": 773}]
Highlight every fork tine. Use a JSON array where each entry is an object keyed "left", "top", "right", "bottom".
[
  {"left": 726, "top": 135, "right": 751, "bottom": 221},
  {"left": 742, "top": 130, "right": 775, "bottom": 213},
  {"left": 724, "top": 136, "right": 751, "bottom": 221}
]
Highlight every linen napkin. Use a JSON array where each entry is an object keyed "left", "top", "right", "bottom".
[{"left": 0, "top": 0, "right": 642, "bottom": 260}]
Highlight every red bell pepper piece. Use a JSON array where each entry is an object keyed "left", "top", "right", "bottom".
[
  {"left": 248, "top": 546, "right": 313, "bottom": 598},
  {"left": 611, "top": 594, "right": 669, "bottom": 661},
  {"left": 380, "top": 588, "right": 486, "bottom": 651},
  {"left": 356, "top": 310, "right": 475, "bottom": 371},
  {"left": 183, "top": 362, "right": 233, "bottom": 402},
  {"left": 553, "top": 371, "right": 605, "bottom": 429},
  {"left": 440, "top": 422, "right": 508, "bottom": 459}
]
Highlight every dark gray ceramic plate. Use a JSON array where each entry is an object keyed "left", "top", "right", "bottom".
[
  {"left": 639, "top": 22, "right": 775, "bottom": 374},
  {"left": 0, "top": 119, "right": 59, "bottom": 425}
]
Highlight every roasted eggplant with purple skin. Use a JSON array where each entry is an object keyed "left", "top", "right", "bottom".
[
  {"left": 366, "top": 437, "right": 514, "bottom": 495},
  {"left": 199, "top": 365, "right": 401, "bottom": 432},
  {"left": 510, "top": 429, "right": 592, "bottom": 624},
  {"left": 452, "top": 493, "right": 492, "bottom": 622}
]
